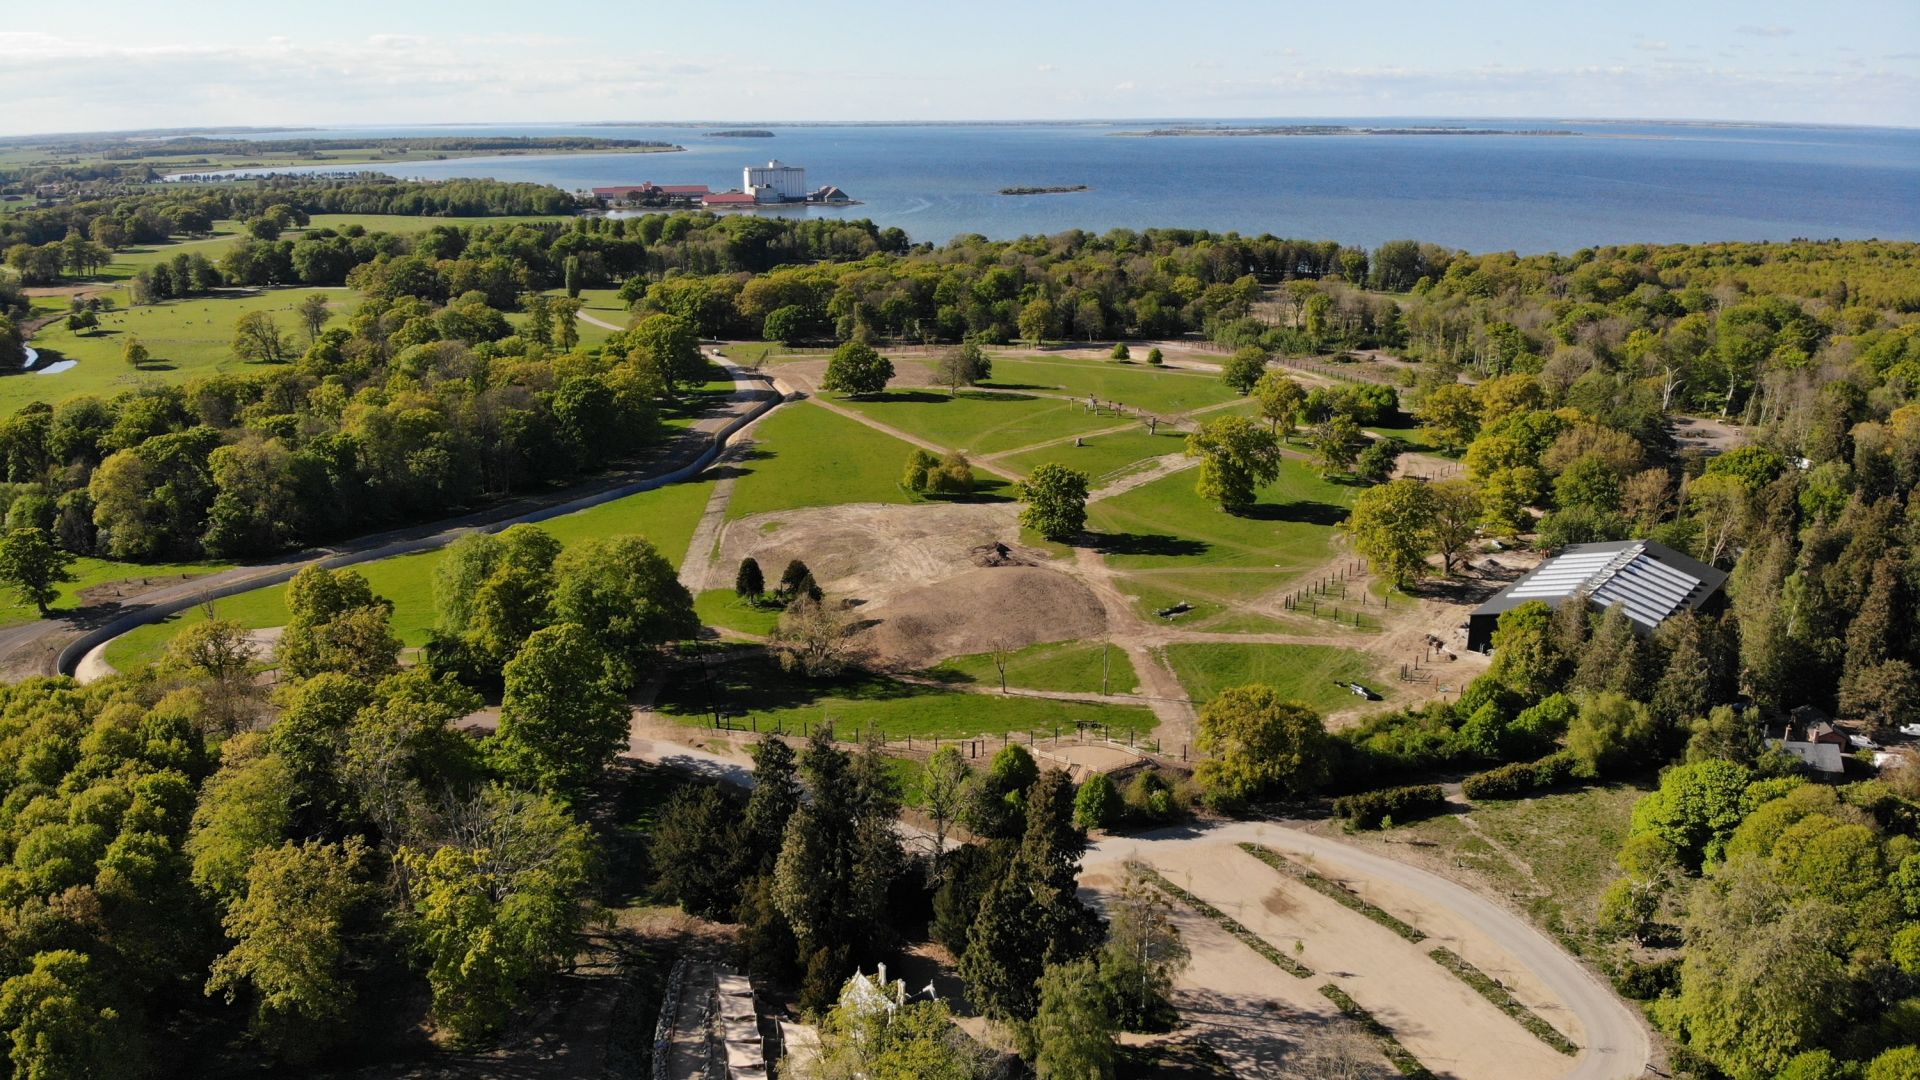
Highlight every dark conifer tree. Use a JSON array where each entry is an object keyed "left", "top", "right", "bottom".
[{"left": 734, "top": 557, "right": 765, "bottom": 599}]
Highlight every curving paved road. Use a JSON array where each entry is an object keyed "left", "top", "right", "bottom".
[
  {"left": 1087, "top": 820, "right": 1651, "bottom": 1080},
  {"left": 57, "top": 355, "right": 787, "bottom": 682}
]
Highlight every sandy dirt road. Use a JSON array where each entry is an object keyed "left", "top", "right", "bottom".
[{"left": 1084, "top": 821, "right": 1650, "bottom": 1080}]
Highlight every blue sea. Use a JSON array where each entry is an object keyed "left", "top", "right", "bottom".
[{"left": 182, "top": 119, "right": 1920, "bottom": 253}]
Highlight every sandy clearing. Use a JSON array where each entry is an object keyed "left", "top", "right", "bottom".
[
  {"left": 1139, "top": 841, "right": 1569, "bottom": 1080},
  {"left": 858, "top": 564, "right": 1108, "bottom": 669},
  {"left": 713, "top": 501, "right": 1021, "bottom": 608},
  {"left": 1080, "top": 864, "right": 1393, "bottom": 1079}
]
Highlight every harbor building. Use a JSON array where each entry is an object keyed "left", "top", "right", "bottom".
[{"left": 744, "top": 160, "right": 807, "bottom": 202}]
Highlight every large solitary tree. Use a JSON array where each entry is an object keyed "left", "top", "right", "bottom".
[
  {"left": 821, "top": 341, "right": 894, "bottom": 396},
  {"left": 1019, "top": 463, "right": 1089, "bottom": 541},
  {"left": 1186, "top": 415, "right": 1281, "bottom": 513},
  {"left": 1193, "top": 685, "right": 1331, "bottom": 808},
  {"left": 1345, "top": 477, "right": 1436, "bottom": 588}
]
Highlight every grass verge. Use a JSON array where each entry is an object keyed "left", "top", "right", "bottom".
[
  {"left": 1166, "top": 642, "right": 1385, "bottom": 715},
  {"left": 1426, "top": 947, "right": 1578, "bottom": 1056},
  {"left": 1136, "top": 867, "right": 1312, "bottom": 979},
  {"left": 926, "top": 639, "right": 1140, "bottom": 696},
  {"left": 1316, "top": 983, "right": 1435, "bottom": 1079},
  {"left": 1237, "top": 843, "right": 1426, "bottom": 943}
]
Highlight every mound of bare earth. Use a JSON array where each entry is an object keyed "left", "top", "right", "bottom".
[{"left": 856, "top": 564, "right": 1107, "bottom": 669}]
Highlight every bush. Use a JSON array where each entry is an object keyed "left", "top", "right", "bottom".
[
  {"left": 1074, "top": 773, "right": 1122, "bottom": 829},
  {"left": 1613, "top": 956, "right": 1680, "bottom": 1000},
  {"left": 1331, "top": 784, "right": 1445, "bottom": 829},
  {"left": 1145, "top": 347, "right": 1163, "bottom": 366},
  {"left": 1120, "top": 768, "right": 1189, "bottom": 826},
  {"left": 1460, "top": 751, "right": 1578, "bottom": 801},
  {"left": 1110, "top": 342, "right": 1130, "bottom": 360}
]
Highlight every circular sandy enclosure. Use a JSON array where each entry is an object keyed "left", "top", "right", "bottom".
[{"left": 712, "top": 501, "right": 1107, "bottom": 669}]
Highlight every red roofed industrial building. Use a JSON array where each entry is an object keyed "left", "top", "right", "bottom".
[
  {"left": 591, "top": 183, "right": 710, "bottom": 202},
  {"left": 701, "top": 191, "right": 759, "bottom": 207}
]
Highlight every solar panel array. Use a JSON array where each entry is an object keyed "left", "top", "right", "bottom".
[
  {"left": 1501, "top": 542, "right": 1707, "bottom": 631},
  {"left": 1589, "top": 552, "right": 1704, "bottom": 630}
]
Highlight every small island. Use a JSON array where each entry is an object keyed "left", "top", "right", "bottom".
[
  {"left": 1000, "top": 184, "right": 1090, "bottom": 196},
  {"left": 707, "top": 129, "right": 776, "bottom": 138}
]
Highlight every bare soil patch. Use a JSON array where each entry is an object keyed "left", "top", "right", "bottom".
[
  {"left": 769, "top": 355, "right": 941, "bottom": 388},
  {"left": 713, "top": 501, "right": 1107, "bottom": 668},
  {"left": 861, "top": 565, "right": 1108, "bottom": 670}
]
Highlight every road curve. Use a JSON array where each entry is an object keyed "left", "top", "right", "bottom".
[
  {"left": 1087, "top": 820, "right": 1651, "bottom": 1080},
  {"left": 60, "top": 357, "right": 789, "bottom": 682}
]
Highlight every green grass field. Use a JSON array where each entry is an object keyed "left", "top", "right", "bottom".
[
  {"left": 835, "top": 389, "right": 1124, "bottom": 457},
  {"left": 725, "top": 401, "right": 923, "bottom": 520},
  {"left": 11, "top": 287, "right": 349, "bottom": 414},
  {"left": 657, "top": 651, "right": 1155, "bottom": 740},
  {"left": 997, "top": 427, "right": 1189, "bottom": 483},
  {"left": 928, "top": 639, "right": 1141, "bottom": 696},
  {"left": 1088, "top": 457, "right": 1355, "bottom": 573},
  {"left": 693, "top": 589, "right": 782, "bottom": 637},
  {"left": 1389, "top": 782, "right": 1651, "bottom": 951},
  {"left": 0, "top": 557, "right": 229, "bottom": 628},
  {"left": 103, "top": 476, "right": 717, "bottom": 672},
  {"left": 982, "top": 354, "right": 1242, "bottom": 416},
  {"left": 1164, "top": 641, "right": 1386, "bottom": 715}
]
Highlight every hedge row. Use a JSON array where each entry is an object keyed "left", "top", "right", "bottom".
[
  {"left": 1317, "top": 983, "right": 1436, "bottom": 1079},
  {"left": 1331, "top": 783, "right": 1447, "bottom": 830},
  {"left": 1428, "top": 947, "right": 1578, "bottom": 1055},
  {"left": 1460, "top": 751, "right": 1578, "bottom": 801},
  {"left": 1237, "top": 843, "right": 1427, "bottom": 943},
  {"left": 1137, "top": 866, "right": 1313, "bottom": 978}
]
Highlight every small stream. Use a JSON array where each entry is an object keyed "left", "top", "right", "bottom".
[{"left": 18, "top": 346, "right": 76, "bottom": 375}]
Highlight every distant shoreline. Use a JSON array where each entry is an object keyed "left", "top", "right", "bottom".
[
  {"left": 1113, "top": 125, "right": 1582, "bottom": 138},
  {"left": 1000, "top": 185, "right": 1089, "bottom": 196}
]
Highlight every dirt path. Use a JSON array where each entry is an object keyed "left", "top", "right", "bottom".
[
  {"left": 774, "top": 369, "right": 1027, "bottom": 483},
  {"left": 1087, "top": 452, "right": 1199, "bottom": 502},
  {"left": 1067, "top": 546, "right": 1200, "bottom": 749}
]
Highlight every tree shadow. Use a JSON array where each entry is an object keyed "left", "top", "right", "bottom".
[
  {"left": 976, "top": 380, "right": 1051, "bottom": 392},
  {"left": 1234, "top": 501, "right": 1349, "bottom": 526},
  {"left": 1086, "top": 530, "right": 1210, "bottom": 558}
]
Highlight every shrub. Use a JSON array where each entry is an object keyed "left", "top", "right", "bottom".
[
  {"left": 1110, "top": 342, "right": 1130, "bottom": 360},
  {"left": 1074, "top": 773, "right": 1122, "bottom": 830},
  {"left": 1145, "top": 347, "right": 1163, "bottom": 366},
  {"left": 1460, "top": 751, "right": 1579, "bottom": 801},
  {"left": 1613, "top": 957, "right": 1680, "bottom": 1000},
  {"left": 1331, "top": 784, "right": 1445, "bottom": 829}
]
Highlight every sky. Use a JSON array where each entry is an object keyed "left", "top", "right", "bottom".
[{"left": 2, "top": 0, "right": 1917, "bottom": 135}]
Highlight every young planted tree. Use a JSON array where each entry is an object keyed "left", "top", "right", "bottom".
[
  {"left": 735, "top": 556, "right": 766, "bottom": 599},
  {"left": 122, "top": 334, "right": 150, "bottom": 369},
  {"left": 1109, "top": 342, "right": 1130, "bottom": 361},
  {"left": 821, "top": 341, "right": 894, "bottom": 396},
  {"left": 0, "top": 526, "right": 75, "bottom": 615},
  {"left": 1019, "top": 463, "right": 1089, "bottom": 541},
  {"left": 1145, "top": 347, "right": 1163, "bottom": 366},
  {"left": 1101, "top": 862, "right": 1190, "bottom": 1029},
  {"left": 1186, "top": 415, "right": 1282, "bottom": 513}
]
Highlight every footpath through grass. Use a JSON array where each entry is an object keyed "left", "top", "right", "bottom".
[
  {"left": 656, "top": 651, "right": 1155, "bottom": 742},
  {"left": 103, "top": 476, "right": 717, "bottom": 673},
  {"left": 835, "top": 388, "right": 1121, "bottom": 457},
  {"left": 998, "top": 427, "right": 1189, "bottom": 484},
  {"left": 1166, "top": 642, "right": 1385, "bottom": 715},
  {"left": 982, "top": 354, "right": 1242, "bottom": 416},
  {"left": 927, "top": 639, "right": 1141, "bottom": 696}
]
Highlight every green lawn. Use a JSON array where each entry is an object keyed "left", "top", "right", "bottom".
[
  {"left": 0, "top": 557, "right": 229, "bottom": 628},
  {"left": 12, "top": 287, "right": 350, "bottom": 414},
  {"left": 103, "top": 476, "right": 717, "bottom": 672},
  {"left": 928, "top": 639, "right": 1141, "bottom": 696},
  {"left": 998, "top": 427, "right": 1190, "bottom": 484},
  {"left": 1164, "top": 642, "right": 1387, "bottom": 715},
  {"left": 725, "top": 401, "right": 923, "bottom": 519},
  {"left": 693, "top": 589, "right": 782, "bottom": 637},
  {"left": 982, "top": 354, "right": 1242, "bottom": 416},
  {"left": 834, "top": 389, "right": 1122, "bottom": 457},
  {"left": 657, "top": 651, "right": 1156, "bottom": 741},
  {"left": 1087, "top": 457, "right": 1356, "bottom": 575}
]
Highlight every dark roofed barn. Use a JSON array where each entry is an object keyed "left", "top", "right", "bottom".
[{"left": 1466, "top": 539, "right": 1728, "bottom": 652}]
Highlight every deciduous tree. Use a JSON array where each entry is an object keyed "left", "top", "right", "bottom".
[
  {"left": 1019, "top": 463, "right": 1089, "bottom": 541},
  {"left": 1193, "top": 685, "right": 1330, "bottom": 807},
  {"left": 0, "top": 526, "right": 75, "bottom": 615},
  {"left": 1186, "top": 415, "right": 1281, "bottom": 512},
  {"left": 489, "top": 623, "right": 629, "bottom": 801}
]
